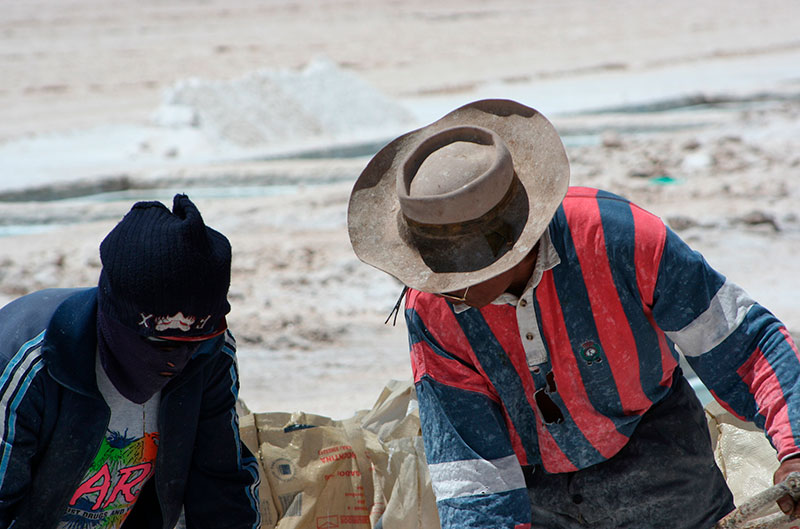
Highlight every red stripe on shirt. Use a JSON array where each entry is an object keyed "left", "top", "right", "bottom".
[
  {"left": 410, "top": 341, "right": 499, "bottom": 401},
  {"left": 630, "top": 203, "right": 666, "bottom": 308},
  {"left": 737, "top": 346, "right": 798, "bottom": 458},
  {"left": 535, "top": 421, "right": 578, "bottom": 473},
  {"left": 631, "top": 204, "right": 677, "bottom": 385},
  {"left": 536, "top": 271, "right": 629, "bottom": 469},
  {"left": 563, "top": 193, "right": 652, "bottom": 415}
]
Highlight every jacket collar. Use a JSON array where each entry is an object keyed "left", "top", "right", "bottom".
[{"left": 43, "top": 288, "right": 100, "bottom": 397}]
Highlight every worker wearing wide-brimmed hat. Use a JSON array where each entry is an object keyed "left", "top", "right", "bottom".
[{"left": 348, "top": 99, "right": 800, "bottom": 528}]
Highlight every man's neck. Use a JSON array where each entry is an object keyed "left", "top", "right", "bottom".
[{"left": 506, "top": 244, "right": 539, "bottom": 298}]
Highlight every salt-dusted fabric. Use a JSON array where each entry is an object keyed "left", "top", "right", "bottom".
[{"left": 405, "top": 187, "right": 800, "bottom": 529}]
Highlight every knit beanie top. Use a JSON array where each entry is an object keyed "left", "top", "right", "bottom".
[{"left": 98, "top": 194, "right": 231, "bottom": 339}]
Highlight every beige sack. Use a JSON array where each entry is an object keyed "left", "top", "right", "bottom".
[{"left": 239, "top": 380, "right": 440, "bottom": 529}]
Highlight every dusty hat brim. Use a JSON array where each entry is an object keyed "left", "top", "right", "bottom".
[{"left": 347, "top": 99, "right": 569, "bottom": 293}]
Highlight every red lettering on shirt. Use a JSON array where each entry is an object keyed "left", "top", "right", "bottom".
[
  {"left": 102, "top": 462, "right": 153, "bottom": 508},
  {"left": 70, "top": 463, "right": 113, "bottom": 510},
  {"left": 69, "top": 461, "right": 153, "bottom": 511}
]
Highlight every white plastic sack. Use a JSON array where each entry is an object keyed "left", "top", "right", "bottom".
[{"left": 706, "top": 400, "right": 780, "bottom": 506}]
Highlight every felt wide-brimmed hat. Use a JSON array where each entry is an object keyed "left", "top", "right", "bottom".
[{"left": 347, "top": 99, "right": 570, "bottom": 293}]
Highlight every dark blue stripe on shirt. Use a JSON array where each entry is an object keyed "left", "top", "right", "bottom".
[
  {"left": 450, "top": 308, "right": 542, "bottom": 464},
  {"left": 652, "top": 228, "right": 727, "bottom": 332},
  {"left": 417, "top": 376, "right": 519, "bottom": 463},
  {"left": 437, "top": 488, "right": 531, "bottom": 529},
  {"left": 596, "top": 190, "right": 664, "bottom": 402},
  {"left": 549, "top": 207, "right": 633, "bottom": 439}
]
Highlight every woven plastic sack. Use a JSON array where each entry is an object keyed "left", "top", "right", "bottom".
[
  {"left": 706, "top": 400, "right": 779, "bottom": 506},
  {"left": 239, "top": 380, "right": 440, "bottom": 529}
]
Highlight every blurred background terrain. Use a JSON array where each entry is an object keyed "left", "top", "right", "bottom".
[{"left": 1, "top": 0, "right": 799, "bottom": 417}]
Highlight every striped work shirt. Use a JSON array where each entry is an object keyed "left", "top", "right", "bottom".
[{"left": 405, "top": 187, "right": 800, "bottom": 529}]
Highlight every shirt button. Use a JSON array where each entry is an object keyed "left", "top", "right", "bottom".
[
  {"left": 520, "top": 298, "right": 528, "bottom": 307},
  {"left": 526, "top": 332, "right": 534, "bottom": 340}
]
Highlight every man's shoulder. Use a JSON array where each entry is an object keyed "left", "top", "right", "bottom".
[
  {"left": 405, "top": 289, "right": 442, "bottom": 312},
  {"left": 0, "top": 287, "right": 95, "bottom": 363},
  {"left": 563, "top": 187, "right": 636, "bottom": 211},
  {"left": 0, "top": 287, "right": 93, "bottom": 314},
  {"left": 558, "top": 187, "right": 663, "bottom": 233},
  {"left": 187, "top": 330, "right": 237, "bottom": 373},
  {"left": 405, "top": 289, "right": 463, "bottom": 325}
]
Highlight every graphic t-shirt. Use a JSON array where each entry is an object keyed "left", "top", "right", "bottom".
[{"left": 57, "top": 358, "right": 161, "bottom": 529}]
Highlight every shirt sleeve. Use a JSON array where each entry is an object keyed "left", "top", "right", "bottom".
[
  {"left": 651, "top": 227, "right": 800, "bottom": 460},
  {"left": 182, "top": 332, "right": 261, "bottom": 529},
  {"left": 0, "top": 340, "right": 47, "bottom": 528},
  {"left": 406, "top": 297, "right": 532, "bottom": 529}
]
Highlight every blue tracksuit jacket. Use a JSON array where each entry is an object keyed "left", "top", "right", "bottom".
[{"left": 0, "top": 287, "right": 261, "bottom": 529}]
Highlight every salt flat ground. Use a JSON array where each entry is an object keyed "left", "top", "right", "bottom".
[{"left": 1, "top": 0, "right": 799, "bottom": 418}]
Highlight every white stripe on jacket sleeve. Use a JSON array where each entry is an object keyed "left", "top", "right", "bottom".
[
  {"left": 665, "top": 280, "right": 755, "bottom": 357},
  {"left": 428, "top": 454, "right": 526, "bottom": 501}
]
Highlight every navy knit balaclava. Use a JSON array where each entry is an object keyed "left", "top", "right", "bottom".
[
  {"left": 98, "top": 193, "right": 231, "bottom": 339},
  {"left": 96, "top": 194, "right": 231, "bottom": 402}
]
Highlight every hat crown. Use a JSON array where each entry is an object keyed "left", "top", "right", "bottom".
[
  {"left": 397, "top": 126, "right": 514, "bottom": 225},
  {"left": 410, "top": 141, "right": 495, "bottom": 197}
]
